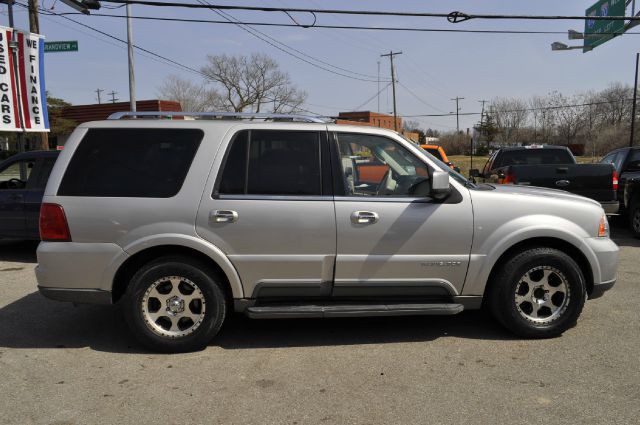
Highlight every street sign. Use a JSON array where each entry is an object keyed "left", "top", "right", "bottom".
[
  {"left": 44, "top": 41, "right": 78, "bottom": 53},
  {"left": 584, "top": 0, "right": 626, "bottom": 52}
]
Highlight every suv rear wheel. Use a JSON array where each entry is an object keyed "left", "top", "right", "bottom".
[
  {"left": 629, "top": 200, "right": 640, "bottom": 239},
  {"left": 489, "top": 247, "right": 586, "bottom": 338},
  {"left": 123, "top": 256, "right": 227, "bottom": 353}
]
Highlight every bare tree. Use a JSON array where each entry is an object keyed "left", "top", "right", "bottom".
[
  {"left": 157, "top": 75, "right": 224, "bottom": 112},
  {"left": 200, "top": 53, "right": 307, "bottom": 113},
  {"left": 548, "top": 91, "right": 584, "bottom": 144},
  {"left": 491, "top": 98, "right": 529, "bottom": 145},
  {"left": 529, "top": 95, "right": 555, "bottom": 144}
]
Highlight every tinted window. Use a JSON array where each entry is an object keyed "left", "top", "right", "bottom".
[
  {"left": 31, "top": 157, "right": 56, "bottom": 190},
  {"left": 217, "top": 130, "right": 321, "bottom": 196},
  {"left": 626, "top": 149, "right": 640, "bottom": 170},
  {"left": 59, "top": 128, "right": 203, "bottom": 197},
  {"left": 494, "top": 149, "right": 574, "bottom": 168}
]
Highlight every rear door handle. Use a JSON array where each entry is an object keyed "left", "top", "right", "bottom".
[
  {"left": 351, "top": 211, "right": 379, "bottom": 224},
  {"left": 210, "top": 210, "right": 238, "bottom": 223}
]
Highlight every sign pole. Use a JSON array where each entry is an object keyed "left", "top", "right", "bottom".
[
  {"left": 631, "top": 52, "right": 639, "bottom": 147},
  {"left": 7, "top": 0, "right": 26, "bottom": 152}
]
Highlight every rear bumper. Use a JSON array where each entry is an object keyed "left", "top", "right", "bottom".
[
  {"left": 38, "top": 287, "right": 112, "bottom": 305},
  {"left": 600, "top": 201, "right": 619, "bottom": 215}
]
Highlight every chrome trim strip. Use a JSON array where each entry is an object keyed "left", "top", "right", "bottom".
[{"left": 217, "top": 194, "right": 333, "bottom": 201}]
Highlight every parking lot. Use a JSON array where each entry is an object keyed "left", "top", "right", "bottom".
[{"left": 0, "top": 222, "right": 637, "bottom": 425}]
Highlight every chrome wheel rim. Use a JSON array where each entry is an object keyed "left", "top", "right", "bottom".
[
  {"left": 141, "top": 276, "right": 206, "bottom": 338},
  {"left": 514, "top": 266, "right": 570, "bottom": 324}
]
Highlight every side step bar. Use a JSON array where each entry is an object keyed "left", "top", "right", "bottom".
[{"left": 246, "top": 303, "right": 464, "bottom": 319}]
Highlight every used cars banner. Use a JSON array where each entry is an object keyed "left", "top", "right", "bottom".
[{"left": 0, "top": 25, "right": 49, "bottom": 132}]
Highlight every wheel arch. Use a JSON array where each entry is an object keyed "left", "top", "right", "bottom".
[
  {"left": 111, "top": 237, "right": 244, "bottom": 303},
  {"left": 483, "top": 237, "right": 594, "bottom": 300}
]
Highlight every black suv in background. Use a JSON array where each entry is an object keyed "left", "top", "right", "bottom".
[
  {"left": 600, "top": 147, "right": 640, "bottom": 237},
  {"left": 0, "top": 151, "right": 59, "bottom": 240}
]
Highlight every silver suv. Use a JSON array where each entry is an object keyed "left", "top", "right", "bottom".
[{"left": 36, "top": 112, "right": 618, "bottom": 352}]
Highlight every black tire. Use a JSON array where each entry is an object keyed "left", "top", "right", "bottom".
[
  {"left": 628, "top": 200, "right": 640, "bottom": 239},
  {"left": 122, "top": 256, "right": 227, "bottom": 353},
  {"left": 488, "top": 247, "right": 586, "bottom": 338}
]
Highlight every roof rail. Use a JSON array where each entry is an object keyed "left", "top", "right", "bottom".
[{"left": 107, "top": 111, "right": 328, "bottom": 123}]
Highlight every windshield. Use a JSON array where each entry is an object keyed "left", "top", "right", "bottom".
[{"left": 400, "top": 136, "right": 472, "bottom": 186}]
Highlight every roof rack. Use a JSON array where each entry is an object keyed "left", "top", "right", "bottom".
[{"left": 107, "top": 111, "right": 328, "bottom": 123}]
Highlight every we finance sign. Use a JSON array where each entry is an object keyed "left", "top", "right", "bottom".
[{"left": 0, "top": 25, "right": 49, "bottom": 132}]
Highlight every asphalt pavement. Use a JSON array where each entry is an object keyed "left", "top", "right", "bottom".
[{"left": 0, "top": 224, "right": 638, "bottom": 425}]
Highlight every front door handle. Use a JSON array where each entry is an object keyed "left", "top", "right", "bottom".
[
  {"left": 351, "top": 211, "right": 379, "bottom": 225},
  {"left": 211, "top": 210, "right": 238, "bottom": 223}
]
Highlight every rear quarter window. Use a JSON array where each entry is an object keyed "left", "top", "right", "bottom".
[{"left": 58, "top": 128, "right": 203, "bottom": 198}]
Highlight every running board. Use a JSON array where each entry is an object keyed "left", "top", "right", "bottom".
[{"left": 246, "top": 303, "right": 464, "bottom": 319}]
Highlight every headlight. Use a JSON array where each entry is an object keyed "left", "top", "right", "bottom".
[{"left": 598, "top": 214, "right": 610, "bottom": 238}]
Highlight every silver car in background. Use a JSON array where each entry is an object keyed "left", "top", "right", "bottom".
[{"left": 35, "top": 112, "right": 618, "bottom": 352}]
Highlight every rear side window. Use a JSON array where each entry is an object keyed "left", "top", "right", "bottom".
[
  {"left": 495, "top": 149, "right": 574, "bottom": 167},
  {"left": 58, "top": 128, "right": 203, "bottom": 197},
  {"left": 216, "top": 130, "right": 322, "bottom": 196}
]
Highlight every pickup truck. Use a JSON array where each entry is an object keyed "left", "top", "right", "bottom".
[
  {"left": 600, "top": 146, "right": 640, "bottom": 237},
  {"left": 471, "top": 146, "right": 618, "bottom": 214},
  {"left": 0, "top": 151, "right": 59, "bottom": 240}
]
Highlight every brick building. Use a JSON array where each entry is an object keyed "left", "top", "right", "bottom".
[
  {"left": 53, "top": 99, "right": 182, "bottom": 147},
  {"left": 335, "top": 110, "right": 420, "bottom": 143}
]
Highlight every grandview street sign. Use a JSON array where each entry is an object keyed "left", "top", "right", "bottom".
[
  {"left": 584, "top": 0, "right": 626, "bottom": 52},
  {"left": 44, "top": 41, "right": 78, "bottom": 53}
]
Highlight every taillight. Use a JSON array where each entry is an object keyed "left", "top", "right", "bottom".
[
  {"left": 612, "top": 169, "right": 619, "bottom": 191},
  {"left": 500, "top": 172, "right": 515, "bottom": 184},
  {"left": 39, "top": 203, "right": 71, "bottom": 242}
]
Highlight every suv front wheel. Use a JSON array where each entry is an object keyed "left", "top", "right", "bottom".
[
  {"left": 123, "top": 256, "right": 227, "bottom": 353},
  {"left": 488, "top": 247, "right": 586, "bottom": 338}
]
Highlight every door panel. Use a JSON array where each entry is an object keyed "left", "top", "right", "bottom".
[
  {"left": 197, "top": 198, "right": 336, "bottom": 298},
  {"left": 0, "top": 158, "right": 35, "bottom": 237},
  {"left": 196, "top": 126, "right": 336, "bottom": 299},
  {"left": 332, "top": 131, "right": 473, "bottom": 296},
  {"left": 334, "top": 199, "right": 472, "bottom": 296}
]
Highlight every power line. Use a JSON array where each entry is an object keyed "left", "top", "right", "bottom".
[
  {"left": 194, "top": 0, "right": 385, "bottom": 82},
  {"left": 400, "top": 97, "right": 636, "bottom": 118},
  {"left": 350, "top": 82, "right": 393, "bottom": 111},
  {"left": 18, "top": 2, "right": 324, "bottom": 116},
  {"left": 48, "top": 12, "right": 640, "bottom": 36},
  {"left": 101, "top": 2, "right": 640, "bottom": 22},
  {"left": 397, "top": 81, "right": 447, "bottom": 114}
]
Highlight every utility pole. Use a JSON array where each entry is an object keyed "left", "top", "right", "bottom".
[
  {"left": 108, "top": 91, "right": 119, "bottom": 104},
  {"left": 7, "top": 1, "right": 26, "bottom": 152},
  {"left": 126, "top": 3, "right": 136, "bottom": 112},
  {"left": 95, "top": 89, "right": 104, "bottom": 104},
  {"left": 451, "top": 97, "right": 464, "bottom": 133},
  {"left": 631, "top": 52, "right": 639, "bottom": 147},
  {"left": 381, "top": 51, "right": 402, "bottom": 132},
  {"left": 377, "top": 60, "right": 380, "bottom": 114}
]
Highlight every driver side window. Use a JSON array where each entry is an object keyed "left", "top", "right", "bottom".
[
  {"left": 0, "top": 159, "right": 34, "bottom": 190},
  {"left": 336, "top": 133, "right": 430, "bottom": 197}
]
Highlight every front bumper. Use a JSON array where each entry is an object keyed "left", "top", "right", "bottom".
[
  {"left": 589, "top": 279, "right": 616, "bottom": 300},
  {"left": 584, "top": 237, "right": 619, "bottom": 298}
]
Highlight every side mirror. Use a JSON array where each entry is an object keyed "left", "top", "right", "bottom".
[
  {"left": 430, "top": 170, "right": 451, "bottom": 200},
  {"left": 469, "top": 168, "right": 480, "bottom": 178}
]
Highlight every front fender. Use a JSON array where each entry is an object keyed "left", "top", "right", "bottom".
[
  {"left": 463, "top": 215, "right": 598, "bottom": 295},
  {"left": 102, "top": 234, "right": 244, "bottom": 298}
]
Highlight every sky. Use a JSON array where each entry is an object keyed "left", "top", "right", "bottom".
[{"left": 2, "top": 0, "right": 638, "bottom": 132}]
